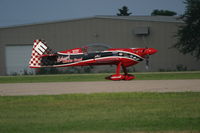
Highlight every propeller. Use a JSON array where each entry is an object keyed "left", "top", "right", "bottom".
[
  {"left": 142, "top": 36, "right": 150, "bottom": 70},
  {"left": 145, "top": 54, "right": 150, "bottom": 70},
  {"left": 143, "top": 47, "right": 157, "bottom": 70},
  {"left": 144, "top": 47, "right": 150, "bottom": 70},
  {"left": 141, "top": 36, "right": 157, "bottom": 70}
]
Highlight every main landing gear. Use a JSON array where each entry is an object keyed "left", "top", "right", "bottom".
[{"left": 106, "top": 62, "right": 135, "bottom": 81}]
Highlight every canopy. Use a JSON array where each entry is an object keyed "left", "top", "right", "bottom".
[{"left": 84, "top": 43, "right": 112, "bottom": 53}]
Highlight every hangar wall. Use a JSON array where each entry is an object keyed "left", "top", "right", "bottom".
[{"left": 0, "top": 16, "right": 200, "bottom": 75}]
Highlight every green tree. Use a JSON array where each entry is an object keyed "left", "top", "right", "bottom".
[
  {"left": 117, "top": 6, "right": 132, "bottom": 16},
  {"left": 174, "top": 0, "right": 200, "bottom": 59},
  {"left": 151, "top": 9, "right": 177, "bottom": 16}
]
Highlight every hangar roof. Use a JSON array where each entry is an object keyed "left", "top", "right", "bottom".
[
  {"left": 95, "top": 15, "right": 184, "bottom": 23},
  {"left": 0, "top": 15, "right": 183, "bottom": 29}
]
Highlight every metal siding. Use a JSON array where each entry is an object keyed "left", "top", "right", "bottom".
[{"left": 0, "top": 31, "right": 6, "bottom": 75}]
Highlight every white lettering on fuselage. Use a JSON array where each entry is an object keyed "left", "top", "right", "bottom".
[{"left": 57, "top": 56, "right": 82, "bottom": 63}]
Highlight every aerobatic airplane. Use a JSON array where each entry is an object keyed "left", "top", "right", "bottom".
[{"left": 29, "top": 39, "right": 157, "bottom": 80}]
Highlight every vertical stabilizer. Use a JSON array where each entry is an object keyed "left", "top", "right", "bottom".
[{"left": 29, "top": 39, "right": 49, "bottom": 68}]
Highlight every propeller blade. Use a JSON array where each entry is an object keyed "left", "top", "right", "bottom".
[{"left": 145, "top": 55, "right": 149, "bottom": 70}]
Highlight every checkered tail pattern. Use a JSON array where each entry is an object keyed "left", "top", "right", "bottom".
[{"left": 29, "top": 39, "right": 50, "bottom": 68}]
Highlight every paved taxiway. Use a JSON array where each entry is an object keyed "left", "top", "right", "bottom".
[{"left": 0, "top": 79, "right": 200, "bottom": 96}]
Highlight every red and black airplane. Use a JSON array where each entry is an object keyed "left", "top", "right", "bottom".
[{"left": 29, "top": 39, "right": 157, "bottom": 80}]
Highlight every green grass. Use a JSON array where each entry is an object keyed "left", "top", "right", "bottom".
[
  {"left": 0, "top": 71, "right": 200, "bottom": 83},
  {"left": 0, "top": 92, "right": 200, "bottom": 133}
]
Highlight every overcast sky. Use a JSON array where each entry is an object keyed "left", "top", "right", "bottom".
[{"left": 0, "top": 0, "right": 185, "bottom": 27}]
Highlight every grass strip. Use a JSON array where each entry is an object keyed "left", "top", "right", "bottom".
[
  {"left": 0, "top": 72, "right": 200, "bottom": 83},
  {"left": 0, "top": 92, "right": 200, "bottom": 133}
]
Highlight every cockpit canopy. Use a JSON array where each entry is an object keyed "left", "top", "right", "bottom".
[
  {"left": 58, "top": 43, "right": 112, "bottom": 55},
  {"left": 83, "top": 43, "right": 112, "bottom": 53}
]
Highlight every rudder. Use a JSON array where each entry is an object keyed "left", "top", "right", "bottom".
[{"left": 29, "top": 39, "right": 51, "bottom": 68}]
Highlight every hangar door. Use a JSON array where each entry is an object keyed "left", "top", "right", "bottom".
[{"left": 5, "top": 45, "right": 35, "bottom": 75}]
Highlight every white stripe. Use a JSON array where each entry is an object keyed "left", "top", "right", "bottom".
[
  {"left": 57, "top": 52, "right": 84, "bottom": 55},
  {"left": 104, "top": 50, "right": 144, "bottom": 59},
  {"left": 51, "top": 56, "right": 137, "bottom": 67}
]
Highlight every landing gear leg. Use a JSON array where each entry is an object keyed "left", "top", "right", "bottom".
[
  {"left": 106, "top": 62, "right": 123, "bottom": 80},
  {"left": 105, "top": 63, "right": 135, "bottom": 80},
  {"left": 122, "top": 65, "right": 135, "bottom": 80}
]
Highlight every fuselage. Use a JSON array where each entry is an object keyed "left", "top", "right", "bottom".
[
  {"left": 40, "top": 48, "right": 157, "bottom": 68},
  {"left": 29, "top": 39, "right": 157, "bottom": 80}
]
